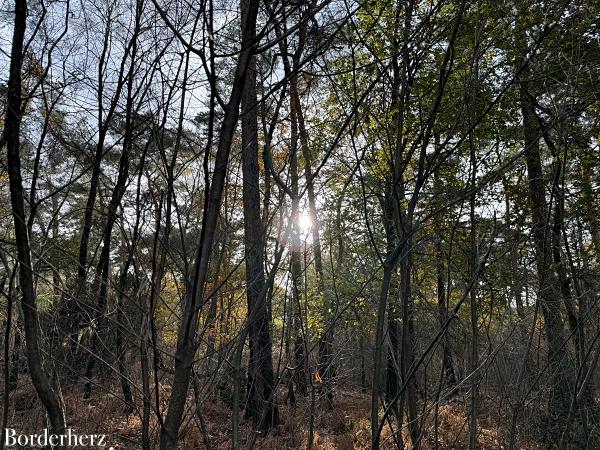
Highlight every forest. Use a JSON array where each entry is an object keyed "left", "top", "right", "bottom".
[{"left": 1, "top": 0, "right": 599, "bottom": 448}]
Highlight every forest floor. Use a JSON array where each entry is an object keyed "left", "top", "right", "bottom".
[{"left": 4, "top": 377, "right": 545, "bottom": 449}]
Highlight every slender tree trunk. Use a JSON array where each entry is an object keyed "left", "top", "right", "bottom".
[
  {"left": 389, "top": 1, "right": 420, "bottom": 445},
  {"left": 467, "top": 36, "right": 481, "bottom": 443},
  {"left": 82, "top": 0, "right": 143, "bottom": 398},
  {"left": 289, "top": 157, "right": 308, "bottom": 397},
  {"left": 115, "top": 132, "right": 149, "bottom": 412},
  {"left": 75, "top": 6, "right": 131, "bottom": 285},
  {"left": 398, "top": 229, "right": 420, "bottom": 449},
  {"left": 290, "top": 76, "right": 333, "bottom": 408},
  {"left": 433, "top": 161, "right": 456, "bottom": 388},
  {"left": 8, "top": 315, "right": 21, "bottom": 393},
  {"left": 51, "top": 193, "right": 61, "bottom": 303},
  {"left": 547, "top": 145, "right": 594, "bottom": 440},
  {"left": 1, "top": 264, "right": 16, "bottom": 450},
  {"left": 159, "top": 2, "right": 260, "bottom": 447},
  {"left": 115, "top": 284, "right": 134, "bottom": 412},
  {"left": 3, "top": 0, "right": 67, "bottom": 439},
  {"left": 503, "top": 179, "right": 536, "bottom": 393},
  {"left": 468, "top": 127, "right": 479, "bottom": 450},
  {"left": 549, "top": 151, "right": 587, "bottom": 376},
  {"left": 519, "top": 66, "right": 574, "bottom": 434},
  {"left": 140, "top": 324, "right": 151, "bottom": 450},
  {"left": 82, "top": 131, "right": 133, "bottom": 398},
  {"left": 381, "top": 186, "right": 400, "bottom": 423},
  {"left": 68, "top": 6, "right": 136, "bottom": 358},
  {"left": 385, "top": 311, "right": 400, "bottom": 413},
  {"left": 371, "top": 264, "right": 393, "bottom": 450},
  {"left": 435, "top": 237, "right": 456, "bottom": 387}
]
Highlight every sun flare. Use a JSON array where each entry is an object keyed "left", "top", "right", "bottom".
[{"left": 298, "top": 210, "right": 313, "bottom": 233}]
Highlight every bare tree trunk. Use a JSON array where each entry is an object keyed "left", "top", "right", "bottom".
[
  {"left": 51, "top": 193, "right": 61, "bottom": 303},
  {"left": 546, "top": 139, "right": 594, "bottom": 441},
  {"left": 398, "top": 230, "right": 420, "bottom": 449},
  {"left": 502, "top": 178, "right": 536, "bottom": 396},
  {"left": 467, "top": 35, "right": 480, "bottom": 444},
  {"left": 8, "top": 315, "right": 21, "bottom": 393},
  {"left": 159, "top": 2, "right": 260, "bottom": 447},
  {"left": 115, "top": 134, "right": 150, "bottom": 413},
  {"left": 468, "top": 127, "right": 479, "bottom": 450},
  {"left": 371, "top": 263, "right": 393, "bottom": 450},
  {"left": 289, "top": 118, "right": 308, "bottom": 397},
  {"left": 115, "top": 285, "right": 134, "bottom": 412},
  {"left": 140, "top": 326, "right": 151, "bottom": 450},
  {"left": 82, "top": 126, "right": 133, "bottom": 398},
  {"left": 519, "top": 70, "right": 574, "bottom": 435},
  {"left": 432, "top": 157, "right": 456, "bottom": 387},
  {"left": 290, "top": 73, "right": 333, "bottom": 408},
  {"left": 435, "top": 236, "right": 456, "bottom": 387},
  {"left": 75, "top": 5, "right": 131, "bottom": 285},
  {"left": 240, "top": 0, "right": 277, "bottom": 430},
  {"left": 0, "top": 263, "right": 17, "bottom": 450},
  {"left": 2, "top": 0, "right": 67, "bottom": 439},
  {"left": 381, "top": 186, "right": 400, "bottom": 423},
  {"left": 82, "top": 0, "right": 143, "bottom": 398}
]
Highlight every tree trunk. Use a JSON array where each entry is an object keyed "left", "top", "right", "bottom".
[
  {"left": 82, "top": 0, "right": 142, "bottom": 398},
  {"left": 398, "top": 230, "right": 420, "bottom": 449},
  {"left": 435, "top": 237, "right": 456, "bottom": 387},
  {"left": 382, "top": 185, "right": 400, "bottom": 421},
  {"left": 371, "top": 264, "right": 393, "bottom": 450},
  {"left": 240, "top": 0, "right": 278, "bottom": 429},
  {"left": 291, "top": 76, "right": 333, "bottom": 408},
  {"left": 82, "top": 127, "right": 133, "bottom": 398},
  {"left": 468, "top": 130, "right": 479, "bottom": 450},
  {"left": 433, "top": 164, "right": 456, "bottom": 388},
  {"left": 1, "top": 262, "right": 16, "bottom": 450},
  {"left": 159, "top": 1, "right": 260, "bottom": 447},
  {"left": 3, "top": 0, "right": 67, "bottom": 439},
  {"left": 289, "top": 124, "right": 308, "bottom": 397},
  {"left": 519, "top": 78, "right": 574, "bottom": 433}
]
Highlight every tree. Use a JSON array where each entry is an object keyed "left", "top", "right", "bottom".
[
  {"left": 240, "top": 0, "right": 278, "bottom": 431},
  {"left": 158, "top": 0, "right": 261, "bottom": 447},
  {"left": 2, "top": 0, "right": 67, "bottom": 441}
]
